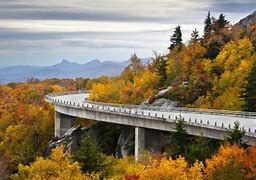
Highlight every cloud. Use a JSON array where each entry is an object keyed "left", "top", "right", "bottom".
[
  {"left": 0, "top": 0, "right": 254, "bottom": 66},
  {"left": 209, "top": 2, "right": 256, "bottom": 13}
]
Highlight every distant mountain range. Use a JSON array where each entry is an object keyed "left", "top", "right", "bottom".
[{"left": 0, "top": 58, "right": 150, "bottom": 84}]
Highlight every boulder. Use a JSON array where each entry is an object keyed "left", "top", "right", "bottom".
[{"left": 151, "top": 98, "right": 180, "bottom": 108}]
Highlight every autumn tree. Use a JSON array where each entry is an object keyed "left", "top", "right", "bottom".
[
  {"left": 169, "top": 25, "right": 183, "bottom": 51},
  {"left": 139, "top": 156, "right": 204, "bottom": 180},
  {"left": 12, "top": 146, "right": 94, "bottom": 179},
  {"left": 204, "top": 144, "right": 245, "bottom": 179},
  {"left": 196, "top": 38, "right": 255, "bottom": 110},
  {"left": 120, "top": 54, "right": 145, "bottom": 83},
  {"left": 73, "top": 136, "right": 112, "bottom": 178}
]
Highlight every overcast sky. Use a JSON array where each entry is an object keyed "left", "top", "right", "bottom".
[{"left": 0, "top": 0, "right": 255, "bottom": 67}]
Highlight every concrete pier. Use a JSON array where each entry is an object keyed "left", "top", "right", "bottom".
[
  {"left": 135, "top": 127, "right": 145, "bottom": 161},
  {"left": 55, "top": 111, "right": 75, "bottom": 137}
]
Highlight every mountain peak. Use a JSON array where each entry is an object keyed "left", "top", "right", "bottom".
[
  {"left": 84, "top": 59, "right": 101, "bottom": 66},
  {"left": 90, "top": 59, "right": 101, "bottom": 64},
  {"left": 61, "top": 59, "right": 71, "bottom": 64}
]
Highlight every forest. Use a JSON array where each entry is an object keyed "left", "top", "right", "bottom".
[{"left": 0, "top": 12, "right": 256, "bottom": 179}]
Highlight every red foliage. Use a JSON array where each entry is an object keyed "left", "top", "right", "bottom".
[{"left": 125, "top": 174, "right": 140, "bottom": 180}]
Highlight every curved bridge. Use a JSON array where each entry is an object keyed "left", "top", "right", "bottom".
[{"left": 45, "top": 91, "right": 256, "bottom": 159}]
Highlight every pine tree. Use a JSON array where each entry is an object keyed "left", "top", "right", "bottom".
[
  {"left": 169, "top": 25, "right": 182, "bottom": 50},
  {"left": 243, "top": 61, "right": 256, "bottom": 112},
  {"left": 190, "top": 28, "right": 200, "bottom": 44},
  {"left": 204, "top": 11, "right": 212, "bottom": 38},
  {"left": 186, "top": 136, "right": 212, "bottom": 164},
  {"left": 73, "top": 136, "right": 112, "bottom": 178},
  {"left": 225, "top": 121, "right": 246, "bottom": 146},
  {"left": 169, "top": 116, "right": 189, "bottom": 157},
  {"left": 217, "top": 13, "right": 229, "bottom": 30},
  {"left": 156, "top": 55, "right": 167, "bottom": 87}
]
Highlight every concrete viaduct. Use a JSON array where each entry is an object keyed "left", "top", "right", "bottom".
[{"left": 45, "top": 91, "right": 256, "bottom": 160}]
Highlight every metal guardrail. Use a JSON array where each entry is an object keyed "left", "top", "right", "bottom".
[
  {"left": 44, "top": 91, "right": 256, "bottom": 136},
  {"left": 45, "top": 91, "right": 256, "bottom": 118}
]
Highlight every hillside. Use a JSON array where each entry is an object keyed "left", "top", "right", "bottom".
[
  {"left": 89, "top": 11, "right": 256, "bottom": 111},
  {"left": 235, "top": 11, "right": 256, "bottom": 28}
]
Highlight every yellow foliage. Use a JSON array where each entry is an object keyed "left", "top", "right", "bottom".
[
  {"left": 111, "top": 156, "right": 144, "bottom": 179},
  {"left": 139, "top": 156, "right": 204, "bottom": 180},
  {"left": 212, "top": 86, "right": 245, "bottom": 110},
  {"left": 215, "top": 38, "right": 253, "bottom": 71},
  {"left": 195, "top": 38, "right": 255, "bottom": 110},
  {"left": 12, "top": 146, "right": 98, "bottom": 180},
  {"left": 89, "top": 83, "right": 120, "bottom": 103},
  {"left": 89, "top": 69, "right": 158, "bottom": 105},
  {"left": 50, "top": 85, "right": 65, "bottom": 93},
  {"left": 110, "top": 155, "right": 204, "bottom": 180}
]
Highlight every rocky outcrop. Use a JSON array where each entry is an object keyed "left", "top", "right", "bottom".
[
  {"left": 235, "top": 11, "right": 256, "bottom": 29},
  {"left": 44, "top": 125, "right": 84, "bottom": 156},
  {"left": 44, "top": 122, "right": 122, "bottom": 156},
  {"left": 115, "top": 126, "right": 135, "bottom": 158},
  {"left": 151, "top": 98, "right": 180, "bottom": 108}
]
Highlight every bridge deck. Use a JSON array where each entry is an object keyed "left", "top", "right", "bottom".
[
  {"left": 45, "top": 92, "right": 256, "bottom": 144},
  {"left": 47, "top": 92, "right": 256, "bottom": 132}
]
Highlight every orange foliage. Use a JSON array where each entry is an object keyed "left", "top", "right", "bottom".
[{"left": 205, "top": 144, "right": 256, "bottom": 179}]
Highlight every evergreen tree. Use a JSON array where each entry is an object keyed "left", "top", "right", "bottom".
[
  {"left": 169, "top": 116, "right": 189, "bottom": 157},
  {"left": 205, "top": 41, "right": 222, "bottom": 60},
  {"left": 190, "top": 28, "right": 200, "bottom": 44},
  {"left": 186, "top": 136, "right": 220, "bottom": 164},
  {"left": 243, "top": 61, "right": 256, "bottom": 112},
  {"left": 204, "top": 11, "right": 212, "bottom": 38},
  {"left": 73, "top": 136, "right": 112, "bottom": 178},
  {"left": 186, "top": 136, "right": 211, "bottom": 163},
  {"left": 169, "top": 25, "right": 182, "bottom": 50},
  {"left": 225, "top": 121, "right": 246, "bottom": 146},
  {"left": 216, "top": 13, "right": 229, "bottom": 30},
  {"left": 156, "top": 55, "right": 167, "bottom": 87}
]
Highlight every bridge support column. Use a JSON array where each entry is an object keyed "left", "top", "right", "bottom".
[
  {"left": 135, "top": 127, "right": 145, "bottom": 161},
  {"left": 55, "top": 111, "right": 75, "bottom": 137}
]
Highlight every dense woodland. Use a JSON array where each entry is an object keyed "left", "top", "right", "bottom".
[{"left": 0, "top": 12, "right": 256, "bottom": 179}]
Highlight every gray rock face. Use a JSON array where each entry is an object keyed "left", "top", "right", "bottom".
[
  {"left": 44, "top": 125, "right": 84, "bottom": 156},
  {"left": 151, "top": 98, "right": 180, "bottom": 108},
  {"left": 145, "top": 129, "right": 170, "bottom": 153},
  {"left": 44, "top": 122, "right": 121, "bottom": 156},
  {"left": 115, "top": 126, "right": 135, "bottom": 158},
  {"left": 235, "top": 11, "right": 256, "bottom": 29}
]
